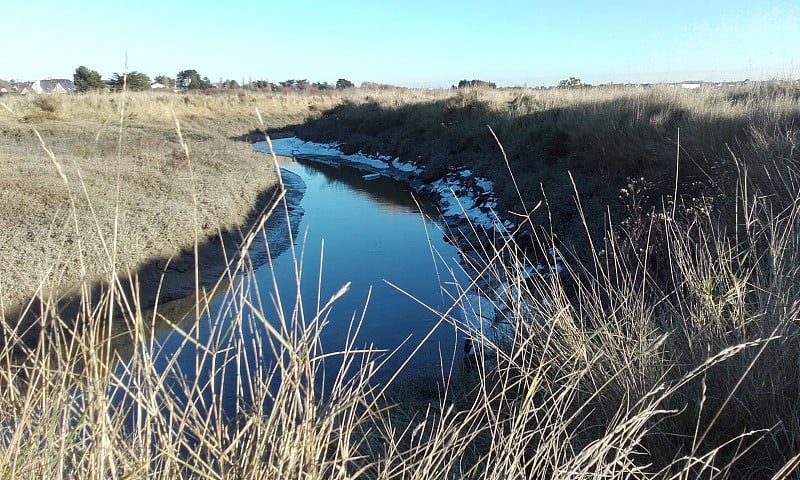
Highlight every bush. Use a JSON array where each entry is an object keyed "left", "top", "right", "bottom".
[
  {"left": 108, "top": 71, "right": 152, "bottom": 92},
  {"left": 73, "top": 65, "right": 106, "bottom": 92},
  {"left": 32, "top": 95, "right": 59, "bottom": 113}
]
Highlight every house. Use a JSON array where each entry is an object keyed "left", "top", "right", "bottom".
[
  {"left": 21, "top": 79, "right": 78, "bottom": 95},
  {"left": 680, "top": 81, "right": 703, "bottom": 90},
  {"left": 0, "top": 79, "right": 13, "bottom": 93},
  {"left": 150, "top": 82, "right": 166, "bottom": 89}
]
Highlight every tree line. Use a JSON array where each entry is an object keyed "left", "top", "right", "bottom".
[
  {"left": 74, "top": 67, "right": 583, "bottom": 93},
  {"left": 72, "top": 66, "right": 360, "bottom": 93},
  {"left": 73, "top": 66, "right": 211, "bottom": 92}
]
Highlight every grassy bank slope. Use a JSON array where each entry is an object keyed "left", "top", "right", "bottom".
[
  {"left": 0, "top": 90, "right": 337, "bottom": 311},
  {"left": 288, "top": 84, "right": 800, "bottom": 251},
  {"left": 2, "top": 86, "right": 800, "bottom": 478}
]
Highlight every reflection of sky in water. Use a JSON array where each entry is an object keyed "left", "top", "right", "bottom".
[
  {"left": 259, "top": 159, "right": 466, "bottom": 387},
  {"left": 117, "top": 155, "right": 469, "bottom": 420},
  {"left": 291, "top": 158, "right": 440, "bottom": 219},
  {"left": 107, "top": 153, "right": 464, "bottom": 421}
]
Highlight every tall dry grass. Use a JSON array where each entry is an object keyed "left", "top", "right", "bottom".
[
  {"left": 289, "top": 82, "right": 800, "bottom": 256},
  {"left": 445, "top": 155, "right": 800, "bottom": 477},
  {"left": 3, "top": 135, "right": 799, "bottom": 478},
  {"left": 1, "top": 85, "right": 800, "bottom": 478}
]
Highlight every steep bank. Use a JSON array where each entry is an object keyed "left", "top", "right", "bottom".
[{"left": 277, "top": 84, "right": 800, "bottom": 256}]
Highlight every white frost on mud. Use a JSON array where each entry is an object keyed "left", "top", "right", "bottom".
[
  {"left": 427, "top": 175, "right": 509, "bottom": 230},
  {"left": 457, "top": 293, "right": 514, "bottom": 359},
  {"left": 259, "top": 137, "right": 513, "bottom": 233},
  {"left": 457, "top": 246, "right": 566, "bottom": 363},
  {"left": 391, "top": 158, "right": 419, "bottom": 172},
  {"left": 261, "top": 137, "right": 392, "bottom": 170}
]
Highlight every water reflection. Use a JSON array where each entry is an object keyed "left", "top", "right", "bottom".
[
  {"left": 254, "top": 157, "right": 467, "bottom": 387},
  {"left": 291, "top": 156, "right": 440, "bottom": 218},
  {"left": 113, "top": 154, "right": 467, "bottom": 420}
]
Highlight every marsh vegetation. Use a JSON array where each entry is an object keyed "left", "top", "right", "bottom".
[{"left": 1, "top": 83, "right": 799, "bottom": 478}]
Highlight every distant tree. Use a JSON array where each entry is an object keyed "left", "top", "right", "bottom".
[
  {"left": 558, "top": 77, "right": 583, "bottom": 88},
  {"left": 108, "top": 71, "right": 151, "bottom": 91},
  {"left": 279, "top": 79, "right": 310, "bottom": 91},
  {"left": 73, "top": 66, "right": 106, "bottom": 92},
  {"left": 312, "top": 81, "right": 332, "bottom": 90},
  {"left": 360, "top": 81, "right": 398, "bottom": 90},
  {"left": 249, "top": 79, "right": 273, "bottom": 90},
  {"left": 107, "top": 73, "right": 125, "bottom": 91},
  {"left": 456, "top": 79, "right": 496, "bottom": 89},
  {"left": 221, "top": 79, "right": 240, "bottom": 89},
  {"left": 154, "top": 75, "right": 176, "bottom": 88},
  {"left": 335, "top": 78, "right": 355, "bottom": 90},
  {"left": 127, "top": 71, "right": 152, "bottom": 91},
  {"left": 176, "top": 69, "right": 212, "bottom": 90}
]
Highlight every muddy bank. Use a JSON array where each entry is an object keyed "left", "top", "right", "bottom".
[
  {"left": 0, "top": 117, "right": 311, "bottom": 356},
  {"left": 126, "top": 167, "right": 306, "bottom": 310},
  {"left": 259, "top": 137, "right": 516, "bottom": 255},
  {"left": 2, "top": 168, "right": 306, "bottom": 353}
]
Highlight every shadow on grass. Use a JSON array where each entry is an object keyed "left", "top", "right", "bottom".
[
  {"left": 1, "top": 169, "right": 306, "bottom": 363},
  {"left": 231, "top": 93, "right": 764, "bottom": 257}
]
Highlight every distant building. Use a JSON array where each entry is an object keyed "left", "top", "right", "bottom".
[
  {"left": 21, "top": 79, "right": 78, "bottom": 95},
  {"left": 0, "top": 79, "right": 13, "bottom": 93},
  {"left": 150, "top": 82, "right": 166, "bottom": 89}
]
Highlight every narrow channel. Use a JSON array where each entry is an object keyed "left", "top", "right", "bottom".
[
  {"left": 124, "top": 153, "right": 471, "bottom": 419},
  {"left": 254, "top": 156, "right": 469, "bottom": 385}
]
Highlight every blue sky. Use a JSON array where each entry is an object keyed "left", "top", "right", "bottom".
[{"left": 2, "top": 0, "right": 798, "bottom": 87}]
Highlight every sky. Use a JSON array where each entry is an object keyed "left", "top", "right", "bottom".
[{"left": 2, "top": 0, "right": 799, "bottom": 88}]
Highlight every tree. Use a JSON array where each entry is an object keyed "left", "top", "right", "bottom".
[
  {"left": 558, "top": 77, "right": 583, "bottom": 88},
  {"left": 73, "top": 66, "right": 106, "bottom": 92},
  {"left": 108, "top": 71, "right": 151, "bottom": 91},
  {"left": 249, "top": 80, "right": 273, "bottom": 90},
  {"left": 312, "top": 81, "right": 332, "bottom": 90},
  {"left": 279, "top": 79, "right": 310, "bottom": 91},
  {"left": 456, "top": 79, "right": 496, "bottom": 89},
  {"left": 176, "top": 69, "right": 212, "bottom": 90},
  {"left": 335, "top": 78, "right": 355, "bottom": 90},
  {"left": 154, "top": 75, "right": 176, "bottom": 88}
]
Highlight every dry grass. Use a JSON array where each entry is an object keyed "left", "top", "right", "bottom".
[
  {"left": 290, "top": 82, "right": 800, "bottom": 256},
  {"left": 2, "top": 140, "right": 799, "bottom": 478},
  {"left": 1, "top": 85, "right": 800, "bottom": 478},
  {"left": 0, "top": 91, "right": 331, "bottom": 310}
]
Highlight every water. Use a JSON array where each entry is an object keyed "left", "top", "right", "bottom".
[
  {"left": 118, "top": 153, "right": 469, "bottom": 418},
  {"left": 255, "top": 157, "right": 468, "bottom": 383}
]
